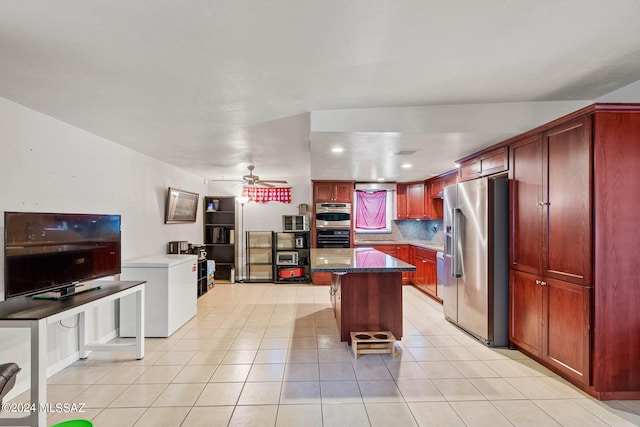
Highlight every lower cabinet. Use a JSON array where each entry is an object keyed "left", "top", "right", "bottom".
[
  {"left": 370, "top": 245, "right": 411, "bottom": 284},
  {"left": 412, "top": 247, "right": 438, "bottom": 300},
  {"left": 510, "top": 269, "right": 591, "bottom": 385}
]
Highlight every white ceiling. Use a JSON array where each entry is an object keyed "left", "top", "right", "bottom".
[{"left": 1, "top": 0, "right": 640, "bottom": 183}]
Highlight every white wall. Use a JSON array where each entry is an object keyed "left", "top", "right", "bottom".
[{"left": 0, "top": 96, "right": 207, "bottom": 398}]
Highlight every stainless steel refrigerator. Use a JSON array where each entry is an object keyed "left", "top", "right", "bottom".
[{"left": 443, "top": 177, "right": 509, "bottom": 347}]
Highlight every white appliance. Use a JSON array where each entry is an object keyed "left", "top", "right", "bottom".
[
  {"left": 443, "top": 177, "right": 509, "bottom": 347},
  {"left": 119, "top": 254, "right": 197, "bottom": 337}
]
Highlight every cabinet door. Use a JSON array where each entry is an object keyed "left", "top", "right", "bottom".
[
  {"left": 509, "top": 269, "right": 543, "bottom": 357},
  {"left": 425, "top": 258, "right": 437, "bottom": 297},
  {"left": 413, "top": 253, "right": 426, "bottom": 289},
  {"left": 459, "top": 159, "right": 481, "bottom": 181},
  {"left": 544, "top": 117, "right": 592, "bottom": 286},
  {"left": 406, "top": 183, "right": 425, "bottom": 219},
  {"left": 444, "top": 174, "right": 457, "bottom": 188},
  {"left": 413, "top": 248, "right": 436, "bottom": 297},
  {"left": 314, "top": 182, "right": 334, "bottom": 202},
  {"left": 333, "top": 182, "right": 354, "bottom": 202},
  {"left": 428, "top": 179, "right": 443, "bottom": 198},
  {"left": 396, "top": 184, "right": 407, "bottom": 219},
  {"left": 510, "top": 134, "right": 544, "bottom": 276},
  {"left": 397, "top": 245, "right": 411, "bottom": 284},
  {"left": 544, "top": 278, "right": 591, "bottom": 385}
]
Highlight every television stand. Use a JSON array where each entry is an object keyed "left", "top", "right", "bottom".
[
  {"left": 0, "top": 280, "right": 145, "bottom": 427},
  {"left": 32, "top": 282, "right": 102, "bottom": 300}
]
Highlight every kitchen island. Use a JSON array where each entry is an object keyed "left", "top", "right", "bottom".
[{"left": 311, "top": 248, "right": 416, "bottom": 343}]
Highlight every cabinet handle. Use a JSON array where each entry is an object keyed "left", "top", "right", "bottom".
[
  {"left": 536, "top": 201, "right": 550, "bottom": 207},
  {"left": 536, "top": 279, "right": 541, "bottom": 285},
  {"left": 541, "top": 281, "right": 547, "bottom": 286}
]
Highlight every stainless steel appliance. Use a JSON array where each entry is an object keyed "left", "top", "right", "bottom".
[
  {"left": 316, "top": 229, "right": 350, "bottom": 248},
  {"left": 443, "top": 177, "right": 509, "bottom": 347},
  {"left": 315, "top": 202, "right": 351, "bottom": 229},
  {"left": 283, "top": 214, "right": 310, "bottom": 232},
  {"left": 276, "top": 251, "right": 299, "bottom": 265}
]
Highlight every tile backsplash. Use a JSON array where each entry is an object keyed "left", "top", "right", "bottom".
[
  {"left": 354, "top": 219, "right": 443, "bottom": 244},
  {"left": 396, "top": 219, "right": 444, "bottom": 243}
]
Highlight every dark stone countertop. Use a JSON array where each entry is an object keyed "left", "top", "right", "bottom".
[{"left": 310, "top": 248, "right": 416, "bottom": 273}]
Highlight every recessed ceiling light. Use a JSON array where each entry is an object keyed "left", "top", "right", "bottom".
[
  {"left": 377, "top": 178, "right": 385, "bottom": 182},
  {"left": 401, "top": 163, "right": 412, "bottom": 169},
  {"left": 454, "top": 163, "right": 461, "bottom": 168},
  {"left": 332, "top": 147, "right": 344, "bottom": 153}
]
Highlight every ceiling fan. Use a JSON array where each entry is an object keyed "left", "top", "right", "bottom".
[{"left": 242, "top": 165, "right": 287, "bottom": 187}]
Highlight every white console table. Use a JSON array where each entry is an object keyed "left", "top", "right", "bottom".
[{"left": 0, "top": 280, "right": 145, "bottom": 427}]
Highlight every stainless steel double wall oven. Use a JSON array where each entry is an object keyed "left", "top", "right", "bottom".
[{"left": 315, "top": 202, "right": 351, "bottom": 248}]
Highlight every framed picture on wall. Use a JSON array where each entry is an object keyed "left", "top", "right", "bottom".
[{"left": 165, "top": 187, "right": 199, "bottom": 223}]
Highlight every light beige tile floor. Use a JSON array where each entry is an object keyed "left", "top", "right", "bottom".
[{"left": 11, "top": 283, "right": 640, "bottom": 426}]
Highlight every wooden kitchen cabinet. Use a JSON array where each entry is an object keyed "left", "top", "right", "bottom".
[
  {"left": 459, "top": 146, "right": 508, "bottom": 181},
  {"left": 397, "top": 245, "right": 411, "bottom": 284},
  {"left": 372, "top": 244, "right": 411, "bottom": 284},
  {"left": 313, "top": 180, "right": 354, "bottom": 203},
  {"left": 509, "top": 116, "right": 592, "bottom": 386},
  {"left": 396, "top": 184, "right": 407, "bottom": 219},
  {"left": 406, "top": 182, "right": 425, "bottom": 219},
  {"left": 509, "top": 269, "right": 543, "bottom": 357},
  {"left": 466, "top": 103, "right": 640, "bottom": 399},
  {"left": 510, "top": 117, "right": 592, "bottom": 286},
  {"left": 412, "top": 247, "right": 438, "bottom": 300},
  {"left": 509, "top": 269, "right": 591, "bottom": 385},
  {"left": 396, "top": 181, "right": 425, "bottom": 219},
  {"left": 423, "top": 171, "right": 456, "bottom": 220}
]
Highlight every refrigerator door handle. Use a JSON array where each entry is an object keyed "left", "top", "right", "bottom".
[{"left": 452, "top": 208, "right": 463, "bottom": 278}]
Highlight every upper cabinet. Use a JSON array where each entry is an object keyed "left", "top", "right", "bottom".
[
  {"left": 406, "top": 182, "right": 425, "bottom": 219},
  {"left": 459, "top": 146, "right": 508, "bottom": 181},
  {"left": 396, "top": 182, "right": 425, "bottom": 219},
  {"left": 424, "top": 171, "right": 458, "bottom": 220},
  {"left": 396, "top": 172, "right": 457, "bottom": 221},
  {"left": 313, "top": 181, "right": 354, "bottom": 203},
  {"left": 510, "top": 117, "right": 592, "bottom": 286}
]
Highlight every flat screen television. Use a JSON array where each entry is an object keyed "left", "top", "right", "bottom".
[{"left": 4, "top": 212, "right": 121, "bottom": 299}]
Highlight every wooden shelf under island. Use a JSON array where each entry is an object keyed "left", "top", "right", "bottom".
[{"left": 310, "top": 248, "right": 416, "bottom": 344}]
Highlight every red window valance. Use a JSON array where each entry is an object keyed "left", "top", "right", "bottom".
[{"left": 242, "top": 187, "right": 291, "bottom": 203}]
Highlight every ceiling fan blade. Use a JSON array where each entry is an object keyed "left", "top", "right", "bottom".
[{"left": 260, "top": 179, "right": 288, "bottom": 184}]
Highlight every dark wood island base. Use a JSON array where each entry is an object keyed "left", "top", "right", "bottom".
[
  {"left": 330, "top": 271, "right": 403, "bottom": 344},
  {"left": 311, "top": 248, "right": 416, "bottom": 346}
]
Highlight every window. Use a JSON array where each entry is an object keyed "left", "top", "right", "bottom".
[{"left": 354, "top": 190, "right": 393, "bottom": 233}]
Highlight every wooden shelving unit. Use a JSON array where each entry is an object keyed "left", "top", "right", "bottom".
[{"left": 203, "top": 196, "right": 236, "bottom": 281}]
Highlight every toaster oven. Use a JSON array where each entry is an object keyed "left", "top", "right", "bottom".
[
  {"left": 282, "top": 215, "right": 310, "bottom": 232},
  {"left": 276, "top": 251, "right": 299, "bottom": 265}
]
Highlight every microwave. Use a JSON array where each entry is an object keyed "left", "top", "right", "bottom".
[
  {"left": 276, "top": 251, "right": 299, "bottom": 265},
  {"left": 283, "top": 215, "right": 309, "bottom": 232}
]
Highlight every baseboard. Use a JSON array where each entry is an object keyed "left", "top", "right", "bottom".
[{"left": 3, "top": 328, "right": 119, "bottom": 403}]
